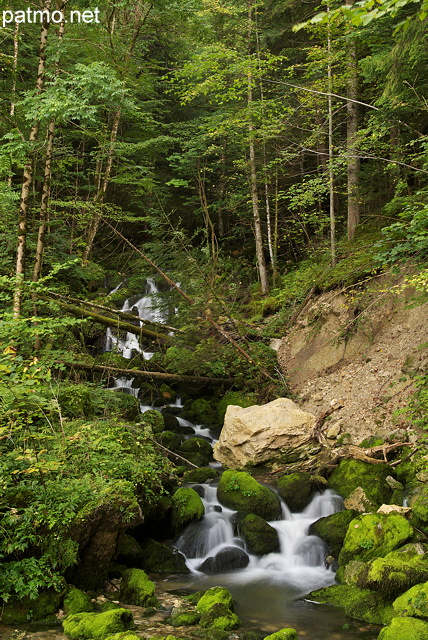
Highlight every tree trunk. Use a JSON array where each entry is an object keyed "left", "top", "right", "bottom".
[
  {"left": 346, "top": 0, "right": 360, "bottom": 242},
  {"left": 13, "top": 0, "right": 51, "bottom": 318},
  {"left": 327, "top": 4, "right": 336, "bottom": 267}
]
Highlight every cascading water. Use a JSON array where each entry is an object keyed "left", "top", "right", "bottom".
[{"left": 104, "top": 281, "right": 379, "bottom": 639}]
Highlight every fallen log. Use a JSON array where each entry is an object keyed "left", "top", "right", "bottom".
[
  {"left": 60, "top": 360, "right": 235, "bottom": 387},
  {"left": 55, "top": 301, "right": 172, "bottom": 344}
]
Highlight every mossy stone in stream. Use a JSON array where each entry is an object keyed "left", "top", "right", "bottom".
[
  {"left": 199, "top": 603, "right": 241, "bottom": 630},
  {"left": 1, "top": 589, "right": 64, "bottom": 624},
  {"left": 183, "top": 467, "right": 219, "bottom": 483},
  {"left": 363, "top": 543, "right": 428, "bottom": 597},
  {"left": 408, "top": 484, "right": 428, "bottom": 535},
  {"left": 171, "top": 487, "right": 205, "bottom": 535},
  {"left": 263, "top": 629, "right": 299, "bottom": 640},
  {"left": 63, "top": 587, "right": 95, "bottom": 615},
  {"left": 119, "top": 568, "right": 158, "bottom": 607},
  {"left": 196, "top": 587, "right": 234, "bottom": 613},
  {"left": 276, "top": 473, "right": 313, "bottom": 512},
  {"left": 139, "top": 409, "right": 164, "bottom": 434},
  {"left": 238, "top": 513, "right": 280, "bottom": 555},
  {"left": 158, "top": 430, "right": 183, "bottom": 452},
  {"left": 181, "top": 398, "right": 218, "bottom": 426},
  {"left": 99, "top": 601, "right": 122, "bottom": 612},
  {"left": 308, "top": 584, "right": 394, "bottom": 625},
  {"left": 328, "top": 459, "right": 393, "bottom": 507},
  {"left": 338, "top": 513, "right": 413, "bottom": 566},
  {"left": 377, "top": 616, "right": 428, "bottom": 640},
  {"left": 217, "top": 470, "right": 282, "bottom": 521},
  {"left": 62, "top": 608, "right": 134, "bottom": 640},
  {"left": 179, "top": 437, "right": 213, "bottom": 466},
  {"left": 309, "top": 509, "right": 358, "bottom": 557},
  {"left": 139, "top": 538, "right": 189, "bottom": 574},
  {"left": 104, "top": 634, "right": 141, "bottom": 640},
  {"left": 217, "top": 391, "right": 257, "bottom": 424},
  {"left": 168, "top": 609, "right": 201, "bottom": 626},
  {"left": 393, "top": 581, "right": 428, "bottom": 618},
  {"left": 115, "top": 533, "right": 144, "bottom": 568}
]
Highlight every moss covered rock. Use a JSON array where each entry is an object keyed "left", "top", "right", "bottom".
[
  {"left": 263, "top": 630, "right": 298, "bottom": 640},
  {"left": 169, "top": 609, "right": 201, "bottom": 626},
  {"left": 408, "top": 485, "right": 428, "bottom": 535},
  {"left": 58, "top": 384, "right": 94, "bottom": 419},
  {"left": 183, "top": 467, "right": 219, "bottom": 483},
  {"left": 63, "top": 608, "right": 134, "bottom": 640},
  {"left": 139, "top": 410, "right": 164, "bottom": 434},
  {"left": 158, "top": 430, "right": 183, "bottom": 452},
  {"left": 182, "top": 398, "right": 218, "bottom": 426},
  {"left": 377, "top": 616, "right": 428, "bottom": 640},
  {"left": 196, "top": 587, "right": 234, "bottom": 613},
  {"left": 276, "top": 473, "right": 314, "bottom": 512},
  {"left": 338, "top": 513, "right": 413, "bottom": 566},
  {"left": 328, "top": 459, "right": 393, "bottom": 507},
  {"left": 101, "top": 391, "right": 140, "bottom": 420},
  {"left": 199, "top": 603, "right": 241, "bottom": 630},
  {"left": 0, "top": 589, "right": 64, "bottom": 624},
  {"left": 63, "top": 587, "right": 94, "bottom": 615},
  {"left": 363, "top": 543, "right": 428, "bottom": 598},
  {"left": 140, "top": 538, "right": 189, "bottom": 574},
  {"left": 217, "top": 470, "right": 282, "bottom": 521},
  {"left": 179, "top": 437, "right": 213, "bottom": 466},
  {"left": 217, "top": 391, "right": 257, "bottom": 425},
  {"left": 105, "top": 634, "right": 140, "bottom": 640},
  {"left": 308, "top": 584, "right": 394, "bottom": 625},
  {"left": 393, "top": 581, "right": 428, "bottom": 618},
  {"left": 119, "top": 568, "right": 158, "bottom": 607},
  {"left": 309, "top": 509, "right": 358, "bottom": 557},
  {"left": 239, "top": 513, "right": 280, "bottom": 555},
  {"left": 171, "top": 487, "right": 205, "bottom": 535},
  {"left": 115, "top": 533, "right": 144, "bottom": 568}
]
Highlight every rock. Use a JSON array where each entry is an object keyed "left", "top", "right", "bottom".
[
  {"left": 161, "top": 412, "right": 181, "bottom": 431},
  {"left": 338, "top": 513, "right": 414, "bottom": 566},
  {"left": 171, "top": 487, "right": 205, "bottom": 536},
  {"left": 179, "top": 437, "right": 213, "bottom": 467},
  {"left": 238, "top": 514, "right": 280, "bottom": 555},
  {"left": 344, "top": 487, "right": 377, "bottom": 513},
  {"left": 364, "top": 543, "right": 428, "bottom": 598},
  {"left": 63, "top": 608, "right": 134, "bottom": 640},
  {"left": 139, "top": 409, "right": 164, "bottom": 433},
  {"left": 217, "top": 391, "right": 257, "bottom": 424},
  {"left": 181, "top": 398, "right": 219, "bottom": 426},
  {"left": 183, "top": 467, "right": 219, "bottom": 483},
  {"left": 408, "top": 484, "right": 428, "bottom": 534},
  {"left": 217, "top": 470, "right": 282, "bottom": 521},
  {"left": 328, "top": 459, "right": 393, "bottom": 507},
  {"left": 119, "top": 568, "right": 158, "bottom": 607},
  {"left": 263, "top": 630, "right": 299, "bottom": 640},
  {"left": 115, "top": 533, "right": 144, "bottom": 568},
  {"left": 0, "top": 589, "right": 65, "bottom": 624},
  {"left": 377, "top": 616, "right": 428, "bottom": 640},
  {"left": 169, "top": 609, "right": 201, "bottom": 626},
  {"left": 158, "top": 430, "right": 183, "bottom": 452},
  {"left": 198, "top": 546, "right": 250, "bottom": 573},
  {"left": 308, "top": 584, "right": 393, "bottom": 625},
  {"left": 63, "top": 587, "right": 94, "bottom": 615},
  {"left": 326, "top": 422, "right": 341, "bottom": 439},
  {"left": 385, "top": 476, "right": 404, "bottom": 491},
  {"left": 276, "top": 472, "right": 314, "bottom": 512},
  {"left": 213, "top": 398, "right": 315, "bottom": 468},
  {"left": 199, "top": 603, "right": 241, "bottom": 630},
  {"left": 196, "top": 587, "right": 234, "bottom": 613},
  {"left": 140, "top": 538, "right": 189, "bottom": 574},
  {"left": 393, "top": 581, "right": 428, "bottom": 618},
  {"left": 377, "top": 504, "right": 411, "bottom": 516},
  {"left": 309, "top": 509, "right": 358, "bottom": 557}
]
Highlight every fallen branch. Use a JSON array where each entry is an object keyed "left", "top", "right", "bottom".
[
  {"left": 390, "top": 445, "right": 420, "bottom": 468},
  {"left": 148, "top": 437, "right": 198, "bottom": 468},
  {"left": 330, "top": 442, "right": 412, "bottom": 465},
  {"left": 311, "top": 404, "right": 344, "bottom": 443},
  {"left": 60, "top": 360, "right": 235, "bottom": 386}
]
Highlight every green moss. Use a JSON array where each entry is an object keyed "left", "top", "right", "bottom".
[
  {"left": 179, "top": 437, "right": 213, "bottom": 466},
  {"left": 119, "top": 569, "right": 158, "bottom": 607},
  {"left": 276, "top": 473, "right": 313, "bottom": 512},
  {"left": 309, "top": 510, "right": 358, "bottom": 557},
  {"left": 181, "top": 398, "right": 218, "bottom": 426},
  {"left": 217, "top": 391, "right": 257, "bottom": 424},
  {"left": 377, "top": 616, "right": 428, "bottom": 640},
  {"left": 63, "top": 587, "right": 94, "bottom": 615},
  {"left": 365, "top": 543, "right": 428, "bottom": 597},
  {"left": 184, "top": 589, "right": 207, "bottom": 605},
  {"left": 94, "top": 352, "right": 132, "bottom": 370},
  {"left": 99, "top": 602, "right": 122, "bottom": 612},
  {"left": 239, "top": 514, "right": 280, "bottom": 555},
  {"left": 263, "top": 629, "right": 298, "bottom": 640},
  {"left": 308, "top": 584, "right": 394, "bottom": 625},
  {"left": 115, "top": 533, "right": 144, "bottom": 568},
  {"left": 328, "top": 459, "right": 393, "bottom": 507},
  {"left": 100, "top": 391, "right": 140, "bottom": 421},
  {"left": 217, "top": 470, "right": 282, "bottom": 521},
  {"left": 196, "top": 587, "right": 234, "bottom": 613},
  {"left": 171, "top": 487, "right": 205, "bottom": 535},
  {"left": 359, "top": 436, "right": 385, "bottom": 448},
  {"left": 139, "top": 410, "right": 165, "bottom": 434},
  {"left": 140, "top": 538, "right": 189, "bottom": 574},
  {"left": 338, "top": 513, "right": 413, "bottom": 566},
  {"left": 408, "top": 485, "right": 428, "bottom": 535},
  {"left": 183, "top": 467, "right": 219, "bottom": 483},
  {"left": 63, "top": 608, "right": 134, "bottom": 640},
  {"left": 0, "top": 589, "right": 64, "bottom": 624},
  {"left": 169, "top": 609, "right": 201, "bottom": 626},
  {"left": 393, "top": 581, "right": 428, "bottom": 618},
  {"left": 104, "top": 634, "right": 141, "bottom": 640},
  {"left": 198, "top": 603, "right": 241, "bottom": 630},
  {"left": 57, "top": 384, "right": 94, "bottom": 419},
  {"left": 158, "top": 430, "right": 183, "bottom": 452}
]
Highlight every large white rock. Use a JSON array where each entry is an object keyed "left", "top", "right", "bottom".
[{"left": 213, "top": 397, "right": 316, "bottom": 468}]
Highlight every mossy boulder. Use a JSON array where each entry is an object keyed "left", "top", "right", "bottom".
[
  {"left": 328, "top": 459, "right": 393, "bottom": 507},
  {"left": 363, "top": 543, "right": 428, "bottom": 598},
  {"left": 171, "top": 487, "right": 205, "bottom": 535},
  {"left": 217, "top": 391, "right": 257, "bottom": 425},
  {"left": 263, "top": 630, "right": 298, "bottom": 640},
  {"left": 196, "top": 587, "right": 234, "bottom": 613},
  {"left": 115, "top": 533, "right": 144, "bottom": 568},
  {"left": 139, "top": 409, "right": 165, "bottom": 434},
  {"left": 338, "top": 513, "right": 414, "bottom": 566},
  {"left": 158, "top": 384, "right": 177, "bottom": 404},
  {"left": 99, "top": 602, "right": 122, "bottom": 612},
  {"left": 377, "top": 616, "right": 428, "bottom": 640},
  {"left": 95, "top": 352, "right": 131, "bottom": 370},
  {"left": 101, "top": 391, "right": 140, "bottom": 420},
  {"left": 238, "top": 514, "right": 280, "bottom": 555},
  {"left": 158, "top": 430, "right": 183, "bottom": 452},
  {"left": 119, "top": 568, "right": 158, "bottom": 607},
  {"left": 393, "top": 581, "right": 428, "bottom": 618},
  {"left": 105, "top": 634, "right": 140, "bottom": 640},
  {"left": 183, "top": 467, "right": 219, "bottom": 483},
  {"left": 276, "top": 473, "right": 314, "bottom": 512},
  {"left": 182, "top": 398, "right": 218, "bottom": 426},
  {"left": 308, "top": 584, "right": 394, "bottom": 625},
  {"left": 63, "top": 608, "right": 134, "bottom": 640},
  {"left": 161, "top": 412, "right": 181, "bottom": 432},
  {"left": 63, "top": 587, "right": 95, "bottom": 615},
  {"left": 0, "top": 589, "right": 64, "bottom": 624},
  {"left": 179, "top": 437, "right": 213, "bottom": 466},
  {"left": 217, "top": 470, "right": 282, "bottom": 521},
  {"left": 57, "top": 384, "right": 94, "bottom": 418},
  {"left": 199, "top": 604, "right": 241, "bottom": 630},
  {"left": 309, "top": 509, "right": 358, "bottom": 557},
  {"left": 198, "top": 546, "right": 250, "bottom": 573},
  {"left": 169, "top": 609, "right": 201, "bottom": 626},
  {"left": 140, "top": 538, "right": 189, "bottom": 574},
  {"left": 408, "top": 485, "right": 428, "bottom": 535}
]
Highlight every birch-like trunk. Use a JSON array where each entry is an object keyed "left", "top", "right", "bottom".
[
  {"left": 327, "top": 4, "right": 336, "bottom": 267},
  {"left": 346, "top": 0, "right": 360, "bottom": 241}
]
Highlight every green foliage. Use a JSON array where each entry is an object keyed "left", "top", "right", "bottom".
[{"left": 375, "top": 195, "right": 428, "bottom": 265}]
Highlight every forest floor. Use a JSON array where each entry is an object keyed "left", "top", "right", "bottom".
[{"left": 277, "top": 273, "right": 428, "bottom": 443}]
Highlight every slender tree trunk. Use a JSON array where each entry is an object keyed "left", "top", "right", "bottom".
[
  {"left": 327, "top": 4, "right": 336, "bottom": 267},
  {"left": 247, "top": 0, "right": 269, "bottom": 294},
  {"left": 13, "top": 1, "right": 51, "bottom": 318},
  {"left": 346, "top": 0, "right": 360, "bottom": 241}
]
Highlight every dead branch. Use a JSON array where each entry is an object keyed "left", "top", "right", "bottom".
[{"left": 311, "top": 404, "right": 344, "bottom": 443}]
